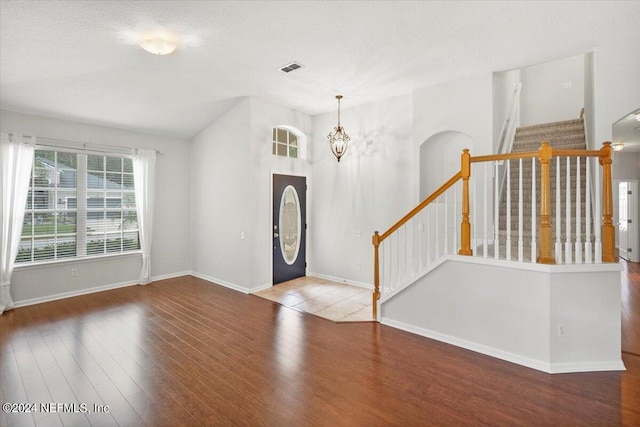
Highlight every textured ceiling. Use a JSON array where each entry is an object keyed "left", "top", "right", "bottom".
[{"left": 1, "top": 1, "right": 639, "bottom": 139}]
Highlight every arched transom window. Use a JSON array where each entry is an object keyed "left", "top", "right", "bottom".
[{"left": 272, "top": 128, "right": 298, "bottom": 158}]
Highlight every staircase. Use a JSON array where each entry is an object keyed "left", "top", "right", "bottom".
[
  {"left": 497, "top": 117, "right": 590, "bottom": 262},
  {"left": 372, "top": 113, "right": 621, "bottom": 374}
]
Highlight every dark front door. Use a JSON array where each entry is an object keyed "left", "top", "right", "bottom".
[{"left": 273, "top": 174, "right": 306, "bottom": 285}]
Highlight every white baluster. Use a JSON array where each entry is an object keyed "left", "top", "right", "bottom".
[
  {"left": 380, "top": 241, "right": 385, "bottom": 296},
  {"left": 385, "top": 239, "right": 390, "bottom": 293},
  {"left": 575, "top": 157, "right": 582, "bottom": 263},
  {"left": 565, "top": 157, "right": 572, "bottom": 263},
  {"left": 506, "top": 159, "right": 511, "bottom": 260},
  {"left": 595, "top": 161, "right": 602, "bottom": 263},
  {"left": 435, "top": 196, "right": 440, "bottom": 259},
  {"left": 518, "top": 158, "right": 524, "bottom": 261},
  {"left": 418, "top": 211, "right": 423, "bottom": 271},
  {"left": 453, "top": 185, "right": 458, "bottom": 254},
  {"left": 555, "top": 156, "right": 562, "bottom": 263},
  {"left": 472, "top": 172, "right": 477, "bottom": 257},
  {"left": 444, "top": 192, "right": 449, "bottom": 254},
  {"left": 483, "top": 162, "right": 488, "bottom": 258},
  {"left": 585, "top": 157, "right": 592, "bottom": 263},
  {"left": 426, "top": 204, "right": 432, "bottom": 265},
  {"left": 393, "top": 233, "right": 398, "bottom": 291},
  {"left": 494, "top": 162, "right": 500, "bottom": 259},
  {"left": 403, "top": 223, "right": 408, "bottom": 272},
  {"left": 531, "top": 158, "right": 537, "bottom": 263}
]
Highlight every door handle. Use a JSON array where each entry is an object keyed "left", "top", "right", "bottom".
[{"left": 274, "top": 233, "right": 279, "bottom": 237}]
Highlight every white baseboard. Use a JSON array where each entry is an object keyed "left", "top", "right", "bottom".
[
  {"left": 189, "top": 271, "right": 250, "bottom": 294},
  {"left": 307, "top": 272, "right": 373, "bottom": 289},
  {"left": 12, "top": 270, "right": 191, "bottom": 309},
  {"left": 381, "top": 317, "right": 625, "bottom": 374},
  {"left": 249, "top": 283, "right": 272, "bottom": 293},
  {"left": 14, "top": 280, "right": 138, "bottom": 308},
  {"left": 151, "top": 271, "right": 191, "bottom": 282},
  {"left": 548, "top": 360, "right": 626, "bottom": 373}
]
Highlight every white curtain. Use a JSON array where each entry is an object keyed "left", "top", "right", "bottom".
[
  {"left": 1, "top": 134, "right": 34, "bottom": 314},
  {"left": 133, "top": 149, "right": 156, "bottom": 285}
]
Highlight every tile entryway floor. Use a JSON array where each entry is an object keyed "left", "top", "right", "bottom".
[{"left": 253, "top": 276, "right": 374, "bottom": 322}]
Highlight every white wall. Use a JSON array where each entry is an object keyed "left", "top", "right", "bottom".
[
  {"left": 493, "top": 69, "right": 521, "bottom": 150},
  {"left": 419, "top": 131, "right": 473, "bottom": 198},
  {"left": 414, "top": 73, "right": 493, "bottom": 160},
  {"left": 189, "top": 97, "right": 312, "bottom": 292},
  {"left": 310, "top": 94, "right": 413, "bottom": 286},
  {"left": 0, "top": 109, "right": 191, "bottom": 304},
  {"left": 519, "top": 54, "right": 585, "bottom": 126},
  {"left": 583, "top": 52, "right": 596, "bottom": 149},
  {"left": 381, "top": 257, "right": 623, "bottom": 373},
  {"left": 593, "top": 39, "right": 640, "bottom": 146},
  {"left": 189, "top": 99, "right": 252, "bottom": 290},
  {"left": 613, "top": 152, "right": 640, "bottom": 181}
]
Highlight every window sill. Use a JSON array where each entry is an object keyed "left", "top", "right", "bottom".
[{"left": 13, "top": 251, "right": 142, "bottom": 271}]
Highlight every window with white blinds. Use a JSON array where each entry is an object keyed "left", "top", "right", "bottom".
[{"left": 16, "top": 149, "right": 140, "bottom": 264}]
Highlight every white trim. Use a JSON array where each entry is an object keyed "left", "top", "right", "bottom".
[
  {"left": 379, "top": 254, "right": 621, "bottom": 310},
  {"left": 11, "top": 271, "right": 190, "bottom": 308},
  {"left": 189, "top": 271, "right": 250, "bottom": 294},
  {"left": 14, "top": 279, "right": 137, "bottom": 308},
  {"left": 380, "top": 317, "right": 625, "bottom": 374},
  {"left": 548, "top": 361, "right": 626, "bottom": 374},
  {"left": 307, "top": 272, "right": 373, "bottom": 289},
  {"left": 250, "top": 282, "right": 273, "bottom": 293},
  {"left": 151, "top": 271, "right": 191, "bottom": 282},
  {"left": 378, "top": 256, "right": 448, "bottom": 305},
  {"left": 457, "top": 254, "right": 622, "bottom": 272},
  {"left": 13, "top": 251, "right": 142, "bottom": 271}
]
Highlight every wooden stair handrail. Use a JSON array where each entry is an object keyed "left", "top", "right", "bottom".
[
  {"left": 471, "top": 148, "right": 603, "bottom": 164},
  {"left": 372, "top": 170, "right": 462, "bottom": 319},
  {"left": 372, "top": 141, "right": 615, "bottom": 320},
  {"left": 379, "top": 171, "right": 463, "bottom": 242}
]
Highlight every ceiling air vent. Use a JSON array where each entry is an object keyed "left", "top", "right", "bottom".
[{"left": 279, "top": 62, "right": 304, "bottom": 73}]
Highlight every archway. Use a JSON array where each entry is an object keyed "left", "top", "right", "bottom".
[{"left": 419, "top": 131, "right": 475, "bottom": 199}]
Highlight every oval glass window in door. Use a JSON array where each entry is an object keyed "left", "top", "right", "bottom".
[{"left": 279, "top": 185, "right": 301, "bottom": 265}]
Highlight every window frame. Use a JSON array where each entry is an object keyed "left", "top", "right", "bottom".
[
  {"left": 272, "top": 128, "right": 299, "bottom": 159},
  {"left": 16, "top": 147, "right": 141, "bottom": 266}
]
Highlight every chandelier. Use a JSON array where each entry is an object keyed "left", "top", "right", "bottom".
[{"left": 327, "top": 95, "right": 351, "bottom": 162}]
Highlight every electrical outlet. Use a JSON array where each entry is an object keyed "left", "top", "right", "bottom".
[
  {"left": 71, "top": 268, "right": 78, "bottom": 277},
  {"left": 356, "top": 263, "right": 361, "bottom": 270},
  {"left": 240, "top": 232, "right": 245, "bottom": 240},
  {"left": 562, "top": 82, "right": 572, "bottom": 89},
  {"left": 352, "top": 230, "right": 362, "bottom": 238},
  {"left": 558, "top": 324, "right": 565, "bottom": 337}
]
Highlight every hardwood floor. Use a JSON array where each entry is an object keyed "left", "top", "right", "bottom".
[{"left": 1, "top": 275, "right": 639, "bottom": 426}]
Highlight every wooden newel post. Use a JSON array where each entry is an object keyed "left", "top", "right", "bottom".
[
  {"left": 459, "top": 148, "right": 472, "bottom": 255},
  {"left": 372, "top": 231, "right": 381, "bottom": 319},
  {"left": 600, "top": 142, "right": 615, "bottom": 262},
  {"left": 537, "top": 141, "right": 555, "bottom": 264}
]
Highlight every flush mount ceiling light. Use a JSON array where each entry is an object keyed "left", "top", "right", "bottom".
[
  {"left": 138, "top": 30, "right": 178, "bottom": 55},
  {"left": 327, "top": 95, "right": 351, "bottom": 163},
  {"left": 612, "top": 142, "right": 625, "bottom": 151}
]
